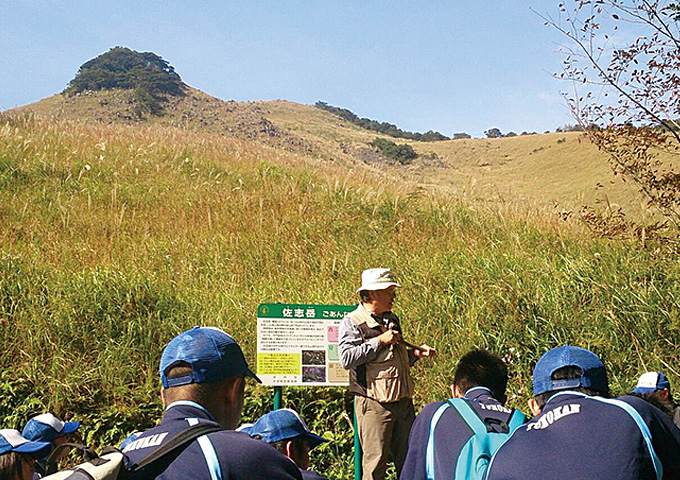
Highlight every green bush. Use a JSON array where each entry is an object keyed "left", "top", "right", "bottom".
[{"left": 369, "top": 137, "right": 418, "bottom": 165}]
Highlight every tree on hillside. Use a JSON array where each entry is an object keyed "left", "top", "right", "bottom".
[
  {"left": 542, "top": 1, "right": 680, "bottom": 242},
  {"left": 64, "top": 47, "right": 185, "bottom": 116},
  {"left": 369, "top": 137, "right": 418, "bottom": 165},
  {"left": 561, "top": 124, "right": 583, "bottom": 133},
  {"left": 485, "top": 127, "right": 503, "bottom": 138},
  {"left": 452, "top": 132, "right": 471, "bottom": 139}
]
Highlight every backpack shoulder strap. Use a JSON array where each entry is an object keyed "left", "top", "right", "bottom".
[
  {"left": 129, "top": 422, "right": 223, "bottom": 473},
  {"left": 506, "top": 409, "right": 527, "bottom": 432},
  {"left": 447, "top": 398, "right": 488, "bottom": 435}
]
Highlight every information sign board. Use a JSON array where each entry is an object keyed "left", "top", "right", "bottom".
[{"left": 256, "top": 303, "right": 354, "bottom": 386}]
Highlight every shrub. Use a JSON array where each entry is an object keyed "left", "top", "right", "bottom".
[
  {"left": 369, "top": 138, "right": 418, "bottom": 165},
  {"left": 485, "top": 128, "right": 503, "bottom": 139}
]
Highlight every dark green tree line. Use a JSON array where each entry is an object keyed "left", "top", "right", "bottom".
[{"left": 316, "top": 102, "right": 449, "bottom": 142}]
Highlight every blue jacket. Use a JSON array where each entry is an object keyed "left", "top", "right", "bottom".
[
  {"left": 485, "top": 392, "right": 680, "bottom": 480},
  {"left": 400, "top": 387, "right": 522, "bottom": 480},
  {"left": 124, "top": 401, "right": 303, "bottom": 480}
]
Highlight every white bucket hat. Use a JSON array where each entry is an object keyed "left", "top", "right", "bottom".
[{"left": 357, "top": 268, "right": 402, "bottom": 293}]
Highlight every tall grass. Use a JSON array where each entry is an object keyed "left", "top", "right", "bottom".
[{"left": 1, "top": 113, "right": 679, "bottom": 478}]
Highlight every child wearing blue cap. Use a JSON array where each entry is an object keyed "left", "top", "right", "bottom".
[
  {"left": 0, "top": 429, "right": 51, "bottom": 480},
  {"left": 630, "top": 371, "right": 680, "bottom": 428},
  {"left": 22, "top": 413, "right": 80, "bottom": 476},
  {"left": 249, "top": 408, "right": 329, "bottom": 480},
  {"left": 123, "top": 326, "right": 303, "bottom": 480},
  {"left": 485, "top": 345, "right": 680, "bottom": 480}
]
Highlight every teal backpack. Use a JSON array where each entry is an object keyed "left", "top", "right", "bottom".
[{"left": 426, "top": 398, "right": 526, "bottom": 480}]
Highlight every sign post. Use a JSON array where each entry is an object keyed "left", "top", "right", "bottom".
[
  {"left": 256, "top": 303, "right": 360, "bottom": 479},
  {"left": 354, "top": 399, "right": 362, "bottom": 480},
  {"left": 273, "top": 386, "right": 282, "bottom": 410}
]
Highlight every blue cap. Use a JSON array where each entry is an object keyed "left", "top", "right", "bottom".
[
  {"left": 249, "top": 409, "right": 328, "bottom": 449},
  {"left": 631, "top": 371, "right": 671, "bottom": 395},
  {"left": 235, "top": 423, "right": 254, "bottom": 434},
  {"left": 0, "top": 429, "right": 52, "bottom": 457},
  {"left": 533, "top": 345, "right": 608, "bottom": 396},
  {"left": 22, "top": 414, "right": 80, "bottom": 443},
  {"left": 160, "top": 326, "right": 261, "bottom": 388}
]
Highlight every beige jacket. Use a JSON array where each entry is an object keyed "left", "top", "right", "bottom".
[{"left": 345, "top": 304, "right": 414, "bottom": 403}]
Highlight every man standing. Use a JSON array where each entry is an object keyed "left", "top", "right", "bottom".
[
  {"left": 124, "top": 326, "right": 302, "bottom": 480},
  {"left": 400, "top": 349, "right": 525, "bottom": 480},
  {"left": 485, "top": 345, "right": 680, "bottom": 480},
  {"left": 339, "top": 268, "right": 435, "bottom": 480}
]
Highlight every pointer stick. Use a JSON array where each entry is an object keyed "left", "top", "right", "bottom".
[{"left": 388, "top": 321, "right": 423, "bottom": 352}]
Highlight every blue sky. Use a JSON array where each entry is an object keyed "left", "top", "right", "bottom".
[{"left": 1, "top": 1, "right": 577, "bottom": 138}]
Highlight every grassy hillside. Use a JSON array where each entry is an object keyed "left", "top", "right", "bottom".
[
  {"left": 267, "top": 102, "right": 657, "bottom": 221},
  {"left": 2, "top": 108, "right": 679, "bottom": 478},
  {"left": 17, "top": 89, "right": 652, "bottom": 219}
]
